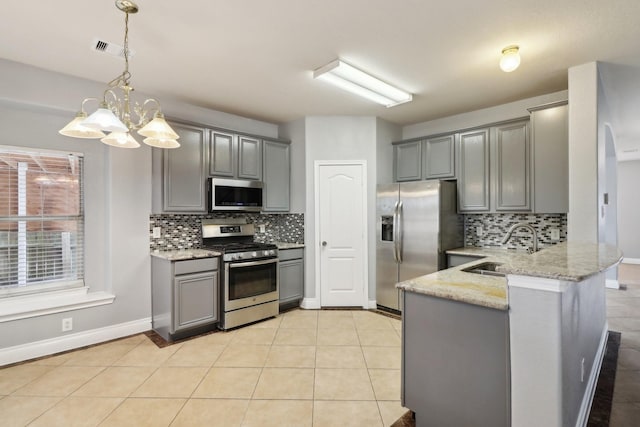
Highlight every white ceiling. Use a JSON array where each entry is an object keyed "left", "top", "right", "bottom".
[{"left": 2, "top": 0, "right": 640, "bottom": 133}]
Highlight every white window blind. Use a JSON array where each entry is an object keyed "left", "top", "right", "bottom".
[{"left": 0, "top": 147, "right": 84, "bottom": 295}]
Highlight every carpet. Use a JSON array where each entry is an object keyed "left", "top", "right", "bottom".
[{"left": 392, "top": 331, "right": 621, "bottom": 427}]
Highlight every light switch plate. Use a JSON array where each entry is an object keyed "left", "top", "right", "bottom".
[
  {"left": 550, "top": 228, "right": 560, "bottom": 241},
  {"left": 152, "top": 227, "right": 161, "bottom": 238},
  {"left": 259, "top": 225, "right": 266, "bottom": 233},
  {"left": 476, "top": 226, "right": 483, "bottom": 236}
]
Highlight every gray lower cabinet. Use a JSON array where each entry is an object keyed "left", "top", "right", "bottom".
[
  {"left": 262, "top": 139, "right": 291, "bottom": 212},
  {"left": 447, "top": 253, "right": 485, "bottom": 268},
  {"left": 278, "top": 248, "right": 304, "bottom": 310},
  {"left": 393, "top": 140, "right": 422, "bottom": 181},
  {"left": 423, "top": 134, "right": 455, "bottom": 179},
  {"left": 402, "top": 290, "right": 510, "bottom": 427},
  {"left": 458, "top": 128, "right": 491, "bottom": 212},
  {"left": 158, "top": 122, "right": 208, "bottom": 213},
  {"left": 151, "top": 256, "right": 219, "bottom": 341},
  {"left": 493, "top": 120, "right": 530, "bottom": 211},
  {"left": 529, "top": 102, "right": 569, "bottom": 213}
]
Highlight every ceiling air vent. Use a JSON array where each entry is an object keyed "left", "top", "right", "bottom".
[{"left": 90, "top": 38, "right": 135, "bottom": 59}]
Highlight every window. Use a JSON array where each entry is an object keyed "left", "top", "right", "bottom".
[{"left": 0, "top": 146, "right": 84, "bottom": 297}]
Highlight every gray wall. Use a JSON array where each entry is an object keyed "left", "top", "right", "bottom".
[
  {"left": 0, "top": 59, "right": 278, "bottom": 351},
  {"left": 567, "top": 63, "right": 599, "bottom": 242},
  {"left": 508, "top": 273, "right": 607, "bottom": 427},
  {"left": 376, "top": 118, "right": 401, "bottom": 185},
  {"left": 618, "top": 160, "right": 640, "bottom": 259},
  {"left": 303, "top": 116, "right": 378, "bottom": 303},
  {"left": 402, "top": 90, "right": 568, "bottom": 140}
]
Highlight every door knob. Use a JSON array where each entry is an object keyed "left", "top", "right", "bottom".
[{"left": 322, "top": 241, "right": 327, "bottom": 247}]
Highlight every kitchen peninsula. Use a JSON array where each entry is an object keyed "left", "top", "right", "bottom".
[{"left": 397, "top": 242, "right": 622, "bottom": 427}]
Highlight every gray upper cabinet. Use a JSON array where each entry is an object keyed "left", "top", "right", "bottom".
[
  {"left": 423, "top": 134, "right": 455, "bottom": 179},
  {"left": 162, "top": 122, "right": 207, "bottom": 212},
  {"left": 209, "top": 132, "right": 262, "bottom": 181},
  {"left": 262, "top": 139, "right": 290, "bottom": 212},
  {"left": 209, "top": 130, "right": 236, "bottom": 177},
  {"left": 492, "top": 120, "right": 530, "bottom": 211},
  {"left": 237, "top": 135, "right": 262, "bottom": 180},
  {"left": 393, "top": 140, "right": 422, "bottom": 182},
  {"left": 458, "top": 129, "right": 490, "bottom": 212},
  {"left": 152, "top": 122, "right": 289, "bottom": 213},
  {"left": 529, "top": 102, "right": 568, "bottom": 213}
]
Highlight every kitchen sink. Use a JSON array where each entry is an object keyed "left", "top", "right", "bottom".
[{"left": 462, "top": 262, "right": 506, "bottom": 277}]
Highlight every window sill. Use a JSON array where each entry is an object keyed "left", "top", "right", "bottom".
[{"left": 0, "top": 287, "right": 115, "bottom": 322}]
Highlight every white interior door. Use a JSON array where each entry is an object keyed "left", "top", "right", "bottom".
[{"left": 317, "top": 162, "right": 366, "bottom": 307}]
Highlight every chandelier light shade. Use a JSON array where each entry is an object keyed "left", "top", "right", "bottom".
[
  {"left": 313, "top": 59, "right": 412, "bottom": 108},
  {"left": 58, "top": 111, "right": 106, "bottom": 139},
  {"left": 58, "top": 0, "right": 179, "bottom": 149},
  {"left": 143, "top": 137, "right": 181, "bottom": 149},
  {"left": 101, "top": 131, "right": 141, "bottom": 148},
  {"left": 82, "top": 105, "right": 128, "bottom": 133},
  {"left": 500, "top": 45, "right": 521, "bottom": 72},
  {"left": 138, "top": 113, "right": 180, "bottom": 139}
]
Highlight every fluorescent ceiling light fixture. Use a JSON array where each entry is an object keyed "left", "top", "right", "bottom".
[{"left": 313, "top": 59, "right": 412, "bottom": 107}]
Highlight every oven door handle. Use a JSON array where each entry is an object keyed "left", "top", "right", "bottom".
[{"left": 228, "top": 258, "right": 278, "bottom": 268}]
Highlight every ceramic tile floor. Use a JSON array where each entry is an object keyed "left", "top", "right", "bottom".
[
  {"left": 0, "top": 310, "right": 407, "bottom": 426},
  {"left": 608, "top": 263, "right": 640, "bottom": 427},
  {"left": 2, "top": 264, "right": 640, "bottom": 426}
]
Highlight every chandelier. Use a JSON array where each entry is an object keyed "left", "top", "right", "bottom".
[{"left": 59, "top": 0, "right": 179, "bottom": 149}]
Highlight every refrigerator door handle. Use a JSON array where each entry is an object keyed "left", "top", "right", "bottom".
[
  {"left": 396, "top": 201, "right": 403, "bottom": 263},
  {"left": 392, "top": 201, "right": 400, "bottom": 263}
]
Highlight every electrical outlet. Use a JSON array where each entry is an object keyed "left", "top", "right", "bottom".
[
  {"left": 259, "top": 225, "right": 266, "bottom": 233},
  {"left": 152, "top": 227, "right": 161, "bottom": 238},
  {"left": 550, "top": 228, "right": 560, "bottom": 241},
  {"left": 476, "top": 226, "right": 483, "bottom": 236},
  {"left": 62, "top": 317, "right": 73, "bottom": 332}
]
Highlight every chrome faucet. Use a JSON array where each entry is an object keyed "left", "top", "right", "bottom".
[{"left": 501, "top": 223, "right": 538, "bottom": 253}]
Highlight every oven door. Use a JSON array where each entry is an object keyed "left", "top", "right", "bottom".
[{"left": 224, "top": 258, "right": 279, "bottom": 311}]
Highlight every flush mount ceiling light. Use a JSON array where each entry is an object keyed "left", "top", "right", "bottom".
[
  {"left": 313, "top": 59, "right": 412, "bottom": 108},
  {"left": 59, "top": 0, "right": 179, "bottom": 149},
  {"left": 500, "top": 45, "right": 521, "bottom": 73}
]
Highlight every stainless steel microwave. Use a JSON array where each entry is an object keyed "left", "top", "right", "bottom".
[{"left": 208, "top": 178, "right": 263, "bottom": 212}]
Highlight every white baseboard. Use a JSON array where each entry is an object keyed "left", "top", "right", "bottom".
[
  {"left": 622, "top": 258, "right": 640, "bottom": 265},
  {"left": 300, "top": 298, "right": 320, "bottom": 309},
  {"left": 0, "top": 317, "right": 151, "bottom": 367},
  {"left": 575, "top": 327, "right": 608, "bottom": 427},
  {"left": 368, "top": 299, "right": 377, "bottom": 309},
  {"left": 606, "top": 279, "right": 620, "bottom": 289}
]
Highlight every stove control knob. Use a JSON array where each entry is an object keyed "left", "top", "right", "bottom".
[
  {"left": 252, "top": 251, "right": 258, "bottom": 258},
  {"left": 263, "top": 250, "right": 269, "bottom": 256},
  {"left": 270, "top": 250, "right": 276, "bottom": 256}
]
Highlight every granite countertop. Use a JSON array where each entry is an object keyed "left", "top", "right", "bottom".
[
  {"left": 275, "top": 242, "right": 305, "bottom": 249},
  {"left": 396, "top": 242, "right": 622, "bottom": 311},
  {"left": 151, "top": 249, "right": 222, "bottom": 261}
]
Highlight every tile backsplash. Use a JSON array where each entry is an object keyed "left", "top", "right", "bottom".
[
  {"left": 464, "top": 213, "right": 567, "bottom": 250},
  {"left": 150, "top": 213, "right": 304, "bottom": 252}
]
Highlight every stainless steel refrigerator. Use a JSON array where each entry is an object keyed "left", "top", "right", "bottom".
[{"left": 376, "top": 180, "right": 463, "bottom": 312}]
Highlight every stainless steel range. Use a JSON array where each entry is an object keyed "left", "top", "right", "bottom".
[{"left": 201, "top": 219, "right": 279, "bottom": 330}]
